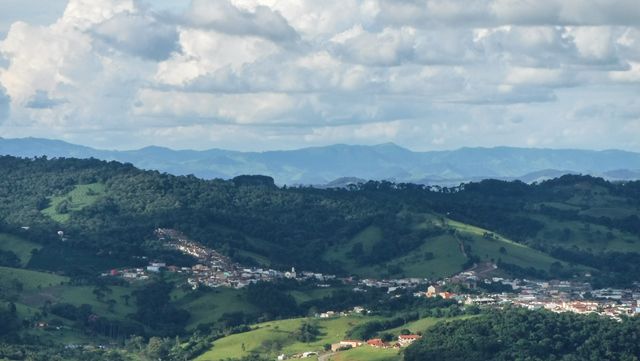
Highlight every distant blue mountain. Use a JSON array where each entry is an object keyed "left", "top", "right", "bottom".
[{"left": 1, "top": 137, "right": 640, "bottom": 185}]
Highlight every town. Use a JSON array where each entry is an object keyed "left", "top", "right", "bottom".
[{"left": 103, "top": 229, "right": 640, "bottom": 326}]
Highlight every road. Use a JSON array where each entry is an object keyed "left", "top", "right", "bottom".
[{"left": 318, "top": 352, "right": 335, "bottom": 361}]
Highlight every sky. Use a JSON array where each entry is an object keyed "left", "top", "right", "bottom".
[{"left": 0, "top": 0, "right": 639, "bottom": 151}]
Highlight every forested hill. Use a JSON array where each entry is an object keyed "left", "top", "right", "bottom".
[{"left": 1, "top": 155, "right": 640, "bottom": 285}]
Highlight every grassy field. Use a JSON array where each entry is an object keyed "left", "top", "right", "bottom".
[
  {"left": 0, "top": 266, "right": 68, "bottom": 291},
  {"left": 196, "top": 316, "right": 376, "bottom": 361},
  {"left": 445, "top": 219, "right": 567, "bottom": 271},
  {"left": 42, "top": 183, "right": 105, "bottom": 222},
  {"left": 324, "top": 226, "right": 383, "bottom": 268},
  {"left": 197, "top": 314, "right": 461, "bottom": 361},
  {"left": 532, "top": 215, "right": 640, "bottom": 253},
  {"left": 324, "top": 221, "right": 470, "bottom": 279},
  {"left": 323, "top": 213, "right": 570, "bottom": 279},
  {"left": 329, "top": 346, "right": 401, "bottom": 361},
  {"left": 50, "top": 285, "right": 138, "bottom": 318},
  {"left": 0, "top": 233, "right": 42, "bottom": 266},
  {"left": 289, "top": 287, "right": 343, "bottom": 304},
  {"left": 371, "top": 233, "right": 467, "bottom": 279},
  {"left": 177, "top": 288, "right": 260, "bottom": 330}
]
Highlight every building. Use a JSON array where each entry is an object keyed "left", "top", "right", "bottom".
[
  {"left": 146, "top": 265, "right": 161, "bottom": 273},
  {"left": 332, "top": 340, "right": 362, "bottom": 351},
  {"left": 367, "top": 338, "right": 386, "bottom": 348},
  {"left": 398, "top": 334, "right": 422, "bottom": 347},
  {"left": 439, "top": 291, "right": 455, "bottom": 299},
  {"left": 426, "top": 285, "right": 440, "bottom": 297}
]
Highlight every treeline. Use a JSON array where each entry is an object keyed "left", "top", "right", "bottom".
[{"left": 405, "top": 308, "right": 640, "bottom": 361}]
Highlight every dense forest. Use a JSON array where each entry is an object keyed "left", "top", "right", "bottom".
[
  {"left": 0, "top": 156, "right": 639, "bottom": 283},
  {"left": 405, "top": 308, "right": 640, "bottom": 361}
]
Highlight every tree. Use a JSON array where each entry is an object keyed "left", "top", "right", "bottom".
[{"left": 146, "top": 337, "right": 169, "bottom": 360}]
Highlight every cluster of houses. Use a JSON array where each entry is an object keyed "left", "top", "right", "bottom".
[
  {"left": 423, "top": 270, "right": 640, "bottom": 321},
  {"left": 103, "top": 229, "right": 640, "bottom": 323},
  {"left": 104, "top": 229, "right": 339, "bottom": 289},
  {"left": 330, "top": 334, "right": 422, "bottom": 352},
  {"left": 317, "top": 306, "right": 367, "bottom": 319}
]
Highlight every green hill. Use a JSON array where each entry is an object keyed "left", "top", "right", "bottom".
[{"left": 0, "top": 156, "right": 639, "bottom": 284}]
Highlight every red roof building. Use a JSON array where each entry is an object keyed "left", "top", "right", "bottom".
[
  {"left": 398, "top": 334, "right": 422, "bottom": 346},
  {"left": 367, "top": 338, "right": 386, "bottom": 348}
]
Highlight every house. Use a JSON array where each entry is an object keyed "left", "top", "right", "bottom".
[
  {"left": 319, "top": 311, "right": 336, "bottom": 318},
  {"left": 398, "top": 334, "right": 422, "bottom": 347},
  {"left": 331, "top": 340, "right": 363, "bottom": 351},
  {"left": 438, "top": 291, "right": 455, "bottom": 299},
  {"left": 147, "top": 265, "right": 161, "bottom": 273},
  {"left": 367, "top": 338, "right": 386, "bottom": 348},
  {"left": 426, "top": 285, "right": 440, "bottom": 297}
]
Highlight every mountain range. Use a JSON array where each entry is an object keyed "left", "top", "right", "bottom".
[{"left": 2, "top": 137, "right": 640, "bottom": 185}]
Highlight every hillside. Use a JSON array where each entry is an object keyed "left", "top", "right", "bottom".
[
  {"left": 2, "top": 137, "right": 640, "bottom": 185},
  {"left": 0, "top": 155, "right": 639, "bottom": 361},
  {"left": 0, "top": 156, "right": 639, "bottom": 286}
]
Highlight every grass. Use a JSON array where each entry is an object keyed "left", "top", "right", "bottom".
[
  {"left": 196, "top": 315, "right": 376, "bottom": 361},
  {"left": 289, "top": 287, "right": 343, "bottom": 304},
  {"left": 42, "top": 183, "right": 105, "bottom": 222},
  {"left": 329, "top": 346, "right": 401, "bottom": 361},
  {"left": 375, "top": 234, "right": 467, "bottom": 279},
  {"left": 325, "top": 221, "right": 470, "bottom": 279},
  {"left": 324, "top": 226, "right": 383, "bottom": 268},
  {"left": 0, "top": 266, "right": 68, "bottom": 291},
  {"left": 176, "top": 288, "right": 259, "bottom": 330},
  {"left": 0, "top": 233, "right": 42, "bottom": 266},
  {"left": 466, "top": 234, "right": 561, "bottom": 271},
  {"left": 51, "top": 285, "right": 138, "bottom": 318},
  {"left": 532, "top": 215, "right": 640, "bottom": 253},
  {"left": 445, "top": 219, "right": 566, "bottom": 271}
]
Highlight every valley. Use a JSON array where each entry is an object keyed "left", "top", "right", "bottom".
[{"left": 0, "top": 156, "right": 639, "bottom": 360}]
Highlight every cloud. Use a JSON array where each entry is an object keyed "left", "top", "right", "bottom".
[
  {"left": 0, "top": 84, "right": 9, "bottom": 121},
  {"left": 25, "top": 90, "right": 67, "bottom": 109},
  {"left": 185, "top": 0, "right": 299, "bottom": 43},
  {"left": 0, "top": 0, "right": 639, "bottom": 151},
  {"left": 92, "top": 12, "right": 179, "bottom": 61}
]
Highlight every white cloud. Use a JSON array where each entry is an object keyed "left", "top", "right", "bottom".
[
  {"left": 0, "top": 0, "right": 639, "bottom": 151},
  {"left": 186, "top": 0, "right": 299, "bottom": 43},
  {"left": 0, "top": 84, "right": 9, "bottom": 121}
]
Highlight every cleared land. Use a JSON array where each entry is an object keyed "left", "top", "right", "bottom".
[
  {"left": 177, "top": 288, "right": 260, "bottom": 330},
  {"left": 42, "top": 183, "right": 105, "bottom": 222},
  {"left": 0, "top": 233, "right": 42, "bottom": 266},
  {"left": 196, "top": 316, "right": 376, "bottom": 361},
  {"left": 0, "top": 266, "right": 68, "bottom": 291},
  {"left": 329, "top": 347, "right": 401, "bottom": 361}
]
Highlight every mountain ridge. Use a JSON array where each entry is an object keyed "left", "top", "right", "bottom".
[{"left": 1, "top": 137, "right": 640, "bottom": 185}]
